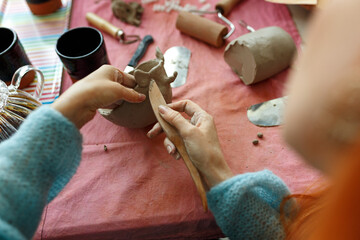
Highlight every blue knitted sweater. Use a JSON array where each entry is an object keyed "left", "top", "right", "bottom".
[
  {"left": 0, "top": 106, "right": 291, "bottom": 239},
  {"left": 0, "top": 107, "right": 82, "bottom": 239}
]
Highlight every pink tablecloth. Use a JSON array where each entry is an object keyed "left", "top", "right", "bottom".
[{"left": 35, "top": 0, "right": 320, "bottom": 239}]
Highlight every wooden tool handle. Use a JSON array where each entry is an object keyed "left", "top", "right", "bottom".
[
  {"left": 149, "top": 81, "right": 208, "bottom": 212},
  {"left": 86, "top": 12, "right": 120, "bottom": 38},
  {"left": 173, "top": 138, "right": 208, "bottom": 212},
  {"left": 215, "top": 0, "right": 243, "bottom": 16},
  {"left": 160, "top": 121, "right": 208, "bottom": 212}
]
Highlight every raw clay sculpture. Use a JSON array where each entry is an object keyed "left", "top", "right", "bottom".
[
  {"left": 224, "top": 26, "right": 297, "bottom": 85},
  {"left": 111, "top": 0, "right": 144, "bottom": 26},
  {"left": 99, "top": 48, "right": 177, "bottom": 128}
]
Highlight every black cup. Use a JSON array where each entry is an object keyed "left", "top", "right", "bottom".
[
  {"left": 56, "top": 27, "right": 110, "bottom": 82},
  {"left": 0, "top": 27, "right": 33, "bottom": 87}
]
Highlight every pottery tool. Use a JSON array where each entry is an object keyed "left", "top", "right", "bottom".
[
  {"left": 124, "top": 35, "right": 154, "bottom": 73},
  {"left": 175, "top": 0, "right": 243, "bottom": 48},
  {"left": 148, "top": 80, "right": 208, "bottom": 212},
  {"left": 247, "top": 96, "right": 287, "bottom": 127},
  {"left": 86, "top": 12, "right": 140, "bottom": 44},
  {"left": 163, "top": 46, "right": 191, "bottom": 88},
  {"left": 224, "top": 22, "right": 297, "bottom": 85}
]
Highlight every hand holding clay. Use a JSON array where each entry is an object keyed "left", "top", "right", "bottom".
[
  {"left": 147, "top": 100, "right": 233, "bottom": 188},
  {"left": 99, "top": 48, "right": 176, "bottom": 128},
  {"left": 52, "top": 65, "right": 146, "bottom": 129}
]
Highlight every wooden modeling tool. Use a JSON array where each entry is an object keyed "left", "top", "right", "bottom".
[
  {"left": 86, "top": 12, "right": 140, "bottom": 44},
  {"left": 176, "top": 0, "right": 243, "bottom": 47},
  {"left": 148, "top": 80, "right": 208, "bottom": 212}
]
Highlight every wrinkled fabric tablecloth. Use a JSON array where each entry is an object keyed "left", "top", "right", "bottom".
[{"left": 34, "top": 0, "right": 321, "bottom": 239}]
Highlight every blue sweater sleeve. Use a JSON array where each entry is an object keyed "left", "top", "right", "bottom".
[
  {"left": 0, "top": 106, "right": 82, "bottom": 240},
  {"left": 207, "top": 170, "right": 291, "bottom": 240}
]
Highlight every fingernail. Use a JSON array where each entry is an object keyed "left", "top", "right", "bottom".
[
  {"left": 166, "top": 145, "right": 173, "bottom": 154},
  {"left": 115, "top": 70, "right": 123, "bottom": 83},
  {"left": 147, "top": 132, "right": 152, "bottom": 138},
  {"left": 158, "top": 105, "right": 168, "bottom": 114},
  {"left": 138, "top": 93, "right": 146, "bottom": 101}
]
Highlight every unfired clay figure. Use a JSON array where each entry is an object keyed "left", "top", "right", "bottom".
[
  {"left": 111, "top": 0, "right": 144, "bottom": 26},
  {"left": 99, "top": 48, "right": 177, "bottom": 128},
  {"left": 224, "top": 26, "right": 297, "bottom": 85}
]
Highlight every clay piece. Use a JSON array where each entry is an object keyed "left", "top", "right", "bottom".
[
  {"left": 99, "top": 47, "right": 177, "bottom": 128},
  {"left": 224, "top": 26, "right": 297, "bottom": 85},
  {"left": 111, "top": 0, "right": 144, "bottom": 26}
]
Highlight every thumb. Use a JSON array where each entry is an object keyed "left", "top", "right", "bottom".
[
  {"left": 115, "top": 84, "right": 146, "bottom": 103},
  {"left": 158, "top": 105, "right": 192, "bottom": 134}
]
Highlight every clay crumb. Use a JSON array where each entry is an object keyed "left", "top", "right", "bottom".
[
  {"left": 252, "top": 139, "right": 259, "bottom": 145},
  {"left": 104, "top": 145, "right": 108, "bottom": 152},
  {"left": 257, "top": 132, "right": 263, "bottom": 138}
]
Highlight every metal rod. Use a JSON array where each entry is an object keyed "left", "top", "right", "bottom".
[
  {"left": 119, "top": 34, "right": 141, "bottom": 44},
  {"left": 189, "top": 10, "right": 235, "bottom": 39},
  {"left": 238, "top": 20, "right": 256, "bottom": 32},
  {"left": 217, "top": 11, "right": 235, "bottom": 39},
  {"left": 189, "top": 9, "right": 217, "bottom": 14}
]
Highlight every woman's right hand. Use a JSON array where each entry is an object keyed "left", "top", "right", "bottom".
[{"left": 147, "top": 100, "right": 233, "bottom": 188}]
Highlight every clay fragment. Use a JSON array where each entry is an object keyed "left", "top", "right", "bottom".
[
  {"left": 111, "top": 0, "right": 144, "bottom": 26},
  {"left": 224, "top": 26, "right": 297, "bottom": 85},
  {"left": 99, "top": 48, "right": 177, "bottom": 128}
]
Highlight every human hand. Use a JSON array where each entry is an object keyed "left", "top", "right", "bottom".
[
  {"left": 52, "top": 65, "right": 145, "bottom": 129},
  {"left": 147, "top": 100, "right": 233, "bottom": 188}
]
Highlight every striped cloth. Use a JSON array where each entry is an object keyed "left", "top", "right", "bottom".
[{"left": 0, "top": 0, "right": 71, "bottom": 104}]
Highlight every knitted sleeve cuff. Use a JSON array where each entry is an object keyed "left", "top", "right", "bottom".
[
  {"left": 207, "top": 170, "right": 290, "bottom": 209},
  {"left": 206, "top": 170, "right": 291, "bottom": 239}
]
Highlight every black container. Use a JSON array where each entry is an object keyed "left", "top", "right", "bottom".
[
  {"left": 56, "top": 27, "right": 110, "bottom": 82},
  {"left": 0, "top": 27, "right": 33, "bottom": 87}
]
